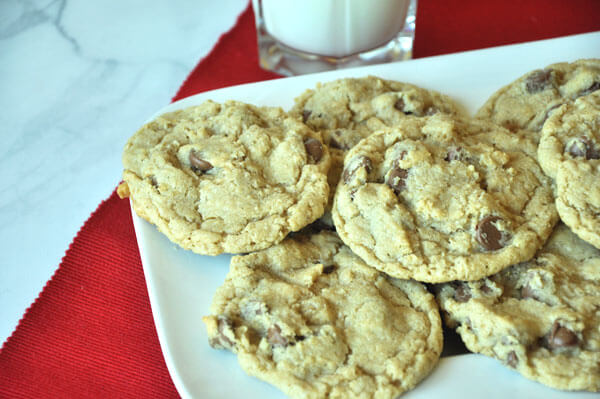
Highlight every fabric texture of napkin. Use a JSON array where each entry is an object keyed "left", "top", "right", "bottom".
[{"left": 1, "top": 0, "right": 599, "bottom": 397}]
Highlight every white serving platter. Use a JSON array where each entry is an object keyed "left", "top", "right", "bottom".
[{"left": 131, "top": 31, "right": 600, "bottom": 399}]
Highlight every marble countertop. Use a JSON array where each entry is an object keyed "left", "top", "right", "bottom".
[{"left": 0, "top": 0, "right": 248, "bottom": 345}]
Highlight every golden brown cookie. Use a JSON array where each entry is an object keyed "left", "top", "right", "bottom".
[
  {"left": 119, "top": 100, "right": 330, "bottom": 255},
  {"left": 290, "top": 75, "right": 465, "bottom": 228},
  {"left": 476, "top": 59, "right": 600, "bottom": 142},
  {"left": 436, "top": 223, "right": 600, "bottom": 392},
  {"left": 332, "top": 114, "right": 557, "bottom": 283},
  {"left": 203, "top": 231, "right": 443, "bottom": 399}
]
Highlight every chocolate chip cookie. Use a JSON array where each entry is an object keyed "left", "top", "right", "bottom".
[
  {"left": 332, "top": 114, "right": 558, "bottom": 283},
  {"left": 203, "top": 231, "right": 443, "bottom": 399},
  {"left": 476, "top": 58, "right": 600, "bottom": 142},
  {"left": 118, "top": 100, "right": 330, "bottom": 255},
  {"left": 436, "top": 223, "right": 600, "bottom": 391},
  {"left": 538, "top": 91, "right": 600, "bottom": 178},
  {"left": 291, "top": 76, "right": 465, "bottom": 227},
  {"left": 555, "top": 160, "right": 600, "bottom": 249},
  {"left": 537, "top": 91, "right": 600, "bottom": 248}
]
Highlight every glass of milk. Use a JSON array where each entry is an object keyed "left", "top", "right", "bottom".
[{"left": 252, "top": 0, "right": 417, "bottom": 75}]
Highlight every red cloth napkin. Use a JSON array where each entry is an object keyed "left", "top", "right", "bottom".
[{"left": 1, "top": 1, "right": 598, "bottom": 397}]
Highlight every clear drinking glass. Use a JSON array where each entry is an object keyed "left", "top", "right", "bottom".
[{"left": 252, "top": 0, "right": 417, "bottom": 76}]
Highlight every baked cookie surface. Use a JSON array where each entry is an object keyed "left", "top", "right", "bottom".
[
  {"left": 476, "top": 59, "right": 600, "bottom": 142},
  {"left": 537, "top": 92, "right": 600, "bottom": 248},
  {"left": 291, "top": 75, "right": 464, "bottom": 226},
  {"left": 436, "top": 223, "right": 600, "bottom": 392},
  {"left": 291, "top": 75, "right": 464, "bottom": 151},
  {"left": 118, "top": 100, "right": 330, "bottom": 255},
  {"left": 556, "top": 160, "right": 600, "bottom": 249},
  {"left": 332, "top": 114, "right": 557, "bottom": 283},
  {"left": 538, "top": 91, "right": 600, "bottom": 178},
  {"left": 203, "top": 231, "right": 443, "bottom": 399}
]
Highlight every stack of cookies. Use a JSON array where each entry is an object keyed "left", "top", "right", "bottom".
[{"left": 118, "top": 59, "right": 600, "bottom": 397}]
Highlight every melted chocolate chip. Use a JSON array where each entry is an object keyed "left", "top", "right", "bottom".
[
  {"left": 394, "top": 98, "right": 406, "bottom": 112},
  {"left": 445, "top": 146, "right": 464, "bottom": 162},
  {"left": 525, "top": 69, "right": 554, "bottom": 93},
  {"left": 386, "top": 166, "right": 409, "bottom": 194},
  {"left": 565, "top": 136, "right": 600, "bottom": 159},
  {"left": 541, "top": 103, "right": 562, "bottom": 126},
  {"left": 342, "top": 156, "right": 372, "bottom": 183},
  {"left": 304, "top": 138, "right": 323, "bottom": 163},
  {"left": 453, "top": 284, "right": 471, "bottom": 303},
  {"left": 476, "top": 215, "right": 506, "bottom": 251},
  {"left": 267, "top": 324, "right": 288, "bottom": 347},
  {"left": 302, "top": 110, "right": 312, "bottom": 123},
  {"left": 329, "top": 134, "right": 347, "bottom": 150},
  {"left": 520, "top": 284, "right": 543, "bottom": 301},
  {"left": 578, "top": 81, "right": 600, "bottom": 97},
  {"left": 189, "top": 151, "right": 213, "bottom": 173},
  {"left": 546, "top": 322, "right": 578, "bottom": 349},
  {"left": 322, "top": 265, "right": 336, "bottom": 274},
  {"left": 502, "top": 120, "right": 521, "bottom": 133},
  {"left": 209, "top": 317, "right": 235, "bottom": 349},
  {"left": 480, "top": 284, "right": 492, "bottom": 294}
]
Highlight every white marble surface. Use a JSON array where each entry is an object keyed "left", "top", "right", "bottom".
[{"left": 0, "top": 0, "right": 248, "bottom": 345}]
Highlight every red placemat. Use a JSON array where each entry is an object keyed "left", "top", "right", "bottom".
[{"left": 1, "top": 1, "right": 598, "bottom": 397}]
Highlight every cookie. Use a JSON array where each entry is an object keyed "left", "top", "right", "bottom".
[
  {"left": 118, "top": 100, "right": 330, "bottom": 255},
  {"left": 291, "top": 76, "right": 464, "bottom": 226},
  {"left": 476, "top": 59, "right": 600, "bottom": 142},
  {"left": 203, "top": 231, "right": 443, "bottom": 399},
  {"left": 436, "top": 223, "right": 600, "bottom": 391},
  {"left": 537, "top": 91, "right": 600, "bottom": 248},
  {"left": 291, "top": 75, "right": 464, "bottom": 151},
  {"left": 556, "top": 160, "right": 600, "bottom": 249},
  {"left": 331, "top": 114, "right": 558, "bottom": 283},
  {"left": 538, "top": 91, "right": 600, "bottom": 179}
]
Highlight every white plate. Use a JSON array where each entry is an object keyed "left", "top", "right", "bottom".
[{"left": 132, "top": 32, "right": 600, "bottom": 399}]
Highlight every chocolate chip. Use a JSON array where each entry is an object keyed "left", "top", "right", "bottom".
[
  {"left": 304, "top": 138, "right": 323, "bottom": 163},
  {"left": 565, "top": 136, "right": 600, "bottom": 159},
  {"left": 295, "top": 335, "right": 306, "bottom": 342},
  {"left": 546, "top": 322, "right": 578, "bottom": 349},
  {"left": 302, "top": 110, "right": 312, "bottom": 123},
  {"left": 386, "top": 166, "right": 409, "bottom": 194},
  {"left": 329, "top": 134, "right": 347, "bottom": 150},
  {"left": 445, "top": 146, "right": 464, "bottom": 162},
  {"left": 502, "top": 120, "right": 521, "bottom": 133},
  {"left": 506, "top": 351, "right": 518, "bottom": 368},
  {"left": 476, "top": 215, "right": 506, "bottom": 251},
  {"left": 267, "top": 324, "right": 288, "bottom": 347},
  {"left": 578, "top": 81, "right": 600, "bottom": 97},
  {"left": 525, "top": 69, "right": 554, "bottom": 93},
  {"left": 480, "top": 283, "right": 492, "bottom": 294},
  {"left": 453, "top": 284, "right": 471, "bottom": 303},
  {"left": 541, "top": 103, "right": 562, "bottom": 126},
  {"left": 322, "top": 265, "right": 336, "bottom": 274},
  {"left": 189, "top": 151, "right": 213, "bottom": 173},
  {"left": 209, "top": 317, "right": 235, "bottom": 349},
  {"left": 394, "top": 98, "right": 406, "bottom": 112},
  {"left": 520, "top": 284, "right": 538, "bottom": 300},
  {"left": 342, "top": 156, "right": 372, "bottom": 183}
]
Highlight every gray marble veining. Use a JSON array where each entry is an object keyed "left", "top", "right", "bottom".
[{"left": 0, "top": 0, "right": 248, "bottom": 345}]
